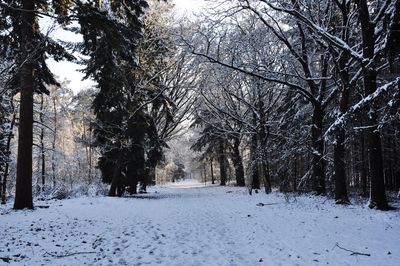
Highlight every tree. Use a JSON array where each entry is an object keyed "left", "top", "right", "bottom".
[
  {"left": 0, "top": 0, "right": 151, "bottom": 208},
  {"left": 70, "top": 88, "right": 97, "bottom": 185},
  {"left": 185, "top": 2, "right": 337, "bottom": 194},
  {"left": 262, "top": 0, "right": 400, "bottom": 209},
  {"left": 0, "top": 65, "right": 15, "bottom": 204},
  {"left": 1, "top": 0, "right": 77, "bottom": 209}
]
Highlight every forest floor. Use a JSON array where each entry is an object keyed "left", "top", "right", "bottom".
[{"left": 1, "top": 180, "right": 400, "bottom": 266}]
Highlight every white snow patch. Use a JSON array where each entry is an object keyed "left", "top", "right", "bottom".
[{"left": 1, "top": 182, "right": 399, "bottom": 265}]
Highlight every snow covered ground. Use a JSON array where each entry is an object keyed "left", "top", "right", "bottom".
[{"left": 1, "top": 180, "right": 399, "bottom": 266}]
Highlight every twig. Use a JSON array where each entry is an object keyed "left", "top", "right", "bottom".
[
  {"left": 36, "top": 205, "right": 50, "bottom": 209},
  {"left": 45, "top": 251, "right": 96, "bottom": 258},
  {"left": 256, "top": 203, "right": 280, "bottom": 206},
  {"left": 334, "top": 243, "right": 371, "bottom": 256}
]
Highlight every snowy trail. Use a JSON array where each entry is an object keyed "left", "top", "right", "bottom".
[{"left": 1, "top": 181, "right": 399, "bottom": 266}]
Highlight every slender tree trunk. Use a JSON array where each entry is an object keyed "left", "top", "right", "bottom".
[
  {"left": 1, "top": 111, "right": 16, "bottom": 204},
  {"left": 203, "top": 163, "right": 207, "bottom": 185},
  {"left": 360, "top": 131, "right": 368, "bottom": 196},
  {"left": 250, "top": 133, "right": 260, "bottom": 190},
  {"left": 231, "top": 137, "right": 245, "bottom": 186},
  {"left": 148, "top": 164, "right": 157, "bottom": 186},
  {"left": 88, "top": 124, "right": 93, "bottom": 184},
  {"left": 387, "top": 133, "right": 394, "bottom": 190},
  {"left": 334, "top": 128, "right": 350, "bottom": 204},
  {"left": 39, "top": 94, "right": 46, "bottom": 192},
  {"left": 259, "top": 139, "right": 272, "bottom": 194},
  {"left": 14, "top": 0, "right": 36, "bottom": 210},
  {"left": 210, "top": 157, "right": 215, "bottom": 184},
  {"left": 52, "top": 95, "right": 57, "bottom": 187},
  {"left": 257, "top": 97, "right": 272, "bottom": 193},
  {"left": 293, "top": 156, "right": 298, "bottom": 192},
  {"left": 218, "top": 140, "right": 227, "bottom": 186},
  {"left": 393, "top": 134, "right": 399, "bottom": 192},
  {"left": 333, "top": 73, "right": 350, "bottom": 203}
]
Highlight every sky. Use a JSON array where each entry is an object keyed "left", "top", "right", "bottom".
[
  {"left": 47, "top": 0, "right": 205, "bottom": 94},
  {"left": 173, "top": 0, "right": 206, "bottom": 15}
]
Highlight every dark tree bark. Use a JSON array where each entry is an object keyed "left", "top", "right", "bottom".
[
  {"left": 210, "top": 157, "right": 215, "bottom": 184},
  {"left": 109, "top": 153, "right": 123, "bottom": 197},
  {"left": 334, "top": 129, "right": 349, "bottom": 203},
  {"left": 261, "top": 160, "right": 272, "bottom": 194},
  {"left": 332, "top": 1, "right": 351, "bottom": 204},
  {"left": 386, "top": 133, "right": 395, "bottom": 190},
  {"left": 257, "top": 96, "right": 272, "bottom": 194},
  {"left": 357, "top": 0, "right": 388, "bottom": 209},
  {"left": 366, "top": 117, "right": 388, "bottom": 209},
  {"left": 393, "top": 135, "right": 400, "bottom": 192},
  {"left": 127, "top": 161, "right": 138, "bottom": 195},
  {"left": 360, "top": 131, "right": 368, "bottom": 196},
  {"left": 218, "top": 140, "right": 227, "bottom": 186},
  {"left": 39, "top": 94, "right": 46, "bottom": 192},
  {"left": 231, "top": 137, "right": 245, "bottom": 186},
  {"left": 293, "top": 157, "right": 297, "bottom": 192},
  {"left": 52, "top": 94, "right": 57, "bottom": 187},
  {"left": 148, "top": 164, "right": 157, "bottom": 186},
  {"left": 1, "top": 111, "right": 16, "bottom": 204},
  {"left": 203, "top": 163, "right": 207, "bottom": 185},
  {"left": 311, "top": 103, "right": 325, "bottom": 195},
  {"left": 250, "top": 133, "right": 260, "bottom": 190},
  {"left": 14, "top": 0, "right": 36, "bottom": 210}
]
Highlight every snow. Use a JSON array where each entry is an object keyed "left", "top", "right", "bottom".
[
  {"left": 1, "top": 180, "right": 399, "bottom": 265},
  {"left": 326, "top": 77, "right": 400, "bottom": 135}
]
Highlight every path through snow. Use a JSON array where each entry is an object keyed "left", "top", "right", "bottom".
[{"left": 1, "top": 180, "right": 399, "bottom": 265}]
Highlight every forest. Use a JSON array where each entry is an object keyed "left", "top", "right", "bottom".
[{"left": 0, "top": 0, "right": 400, "bottom": 265}]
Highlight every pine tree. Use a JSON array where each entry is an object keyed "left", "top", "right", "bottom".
[
  {"left": 0, "top": 0, "right": 148, "bottom": 207},
  {"left": 77, "top": 1, "right": 150, "bottom": 196},
  {"left": 1, "top": 0, "right": 75, "bottom": 209}
]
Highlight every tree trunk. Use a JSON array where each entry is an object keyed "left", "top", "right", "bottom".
[
  {"left": 39, "top": 94, "right": 46, "bottom": 192},
  {"left": 386, "top": 133, "right": 394, "bottom": 190},
  {"left": 127, "top": 161, "right": 138, "bottom": 195},
  {"left": 203, "top": 163, "right": 207, "bottom": 185},
  {"left": 261, "top": 160, "right": 272, "bottom": 194},
  {"left": 358, "top": 0, "right": 388, "bottom": 209},
  {"left": 250, "top": 133, "right": 260, "bottom": 190},
  {"left": 52, "top": 94, "right": 57, "bottom": 187},
  {"left": 218, "top": 140, "right": 227, "bottom": 186},
  {"left": 148, "top": 164, "right": 157, "bottom": 186},
  {"left": 360, "top": 131, "right": 368, "bottom": 196},
  {"left": 231, "top": 137, "right": 245, "bottom": 186},
  {"left": 366, "top": 116, "right": 388, "bottom": 209},
  {"left": 108, "top": 161, "right": 122, "bottom": 197},
  {"left": 311, "top": 104, "right": 325, "bottom": 195},
  {"left": 332, "top": 4, "right": 351, "bottom": 203},
  {"left": 210, "top": 157, "right": 215, "bottom": 184},
  {"left": 333, "top": 67, "right": 350, "bottom": 203},
  {"left": 334, "top": 128, "right": 350, "bottom": 204},
  {"left": 393, "top": 134, "right": 399, "bottom": 192},
  {"left": 1, "top": 111, "right": 16, "bottom": 204},
  {"left": 293, "top": 156, "right": 297, "bottom": 192},
  {"left": 14, "top": 0, "right": 36, "bottom": 210}
]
